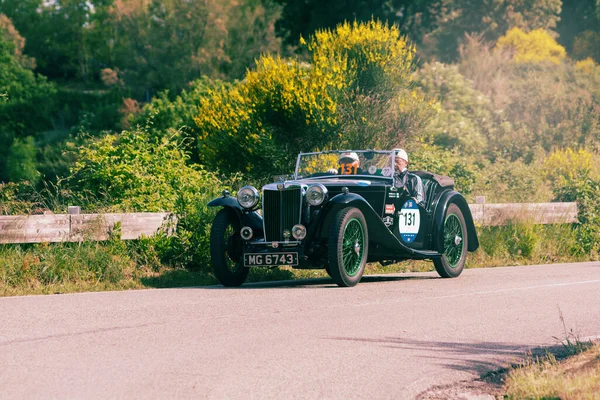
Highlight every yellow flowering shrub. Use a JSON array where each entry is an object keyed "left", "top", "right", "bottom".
[
  {"left": 194, "top": 54, "right": 345, "bottom": 175},
  {"left": 194, "top": 20, "right": 429, "bottom": 177},
  {"left": 496, "top": 27, "right": 566, "bottom": 64},
  {"left": 308, "top": 20, "right": 415, "bottom": 90},
  {"left": 543, "top": 148, "right": 600, "bottom": 184},
  {"left": 299, "top": 153, "right": 339, "bottom": 175},
  {"left": 310, "top": 20, "right": 433, "bottom": 150},
  {"left": 575, "top": 58, "right": 600, "bottom": 75}
]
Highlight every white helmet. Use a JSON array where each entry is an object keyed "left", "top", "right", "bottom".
[
  {"left": 393, "top": 148, "right": 408, "bottom": 162},
  {"left": 339, "top": 152, "right": 359, "bottom": 163}
]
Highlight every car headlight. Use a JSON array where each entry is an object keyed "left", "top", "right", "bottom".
[
  {"left": 306, "top": 184, "right": 328, "bottom": 206},
  {"left": 237, "top": 186, "right": 259, "bottom": 209},
  {"left": 292, "top": 224, "right": 306, "bottom": 240}
]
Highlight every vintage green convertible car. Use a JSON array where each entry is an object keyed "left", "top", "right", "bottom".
[{"left": 208, "top": 150, "right": 479, "bottom": 287}]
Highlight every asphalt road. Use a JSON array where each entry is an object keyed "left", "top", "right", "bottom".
[{"left": 1, "top": 262, "right": 600, "bottom": 399}]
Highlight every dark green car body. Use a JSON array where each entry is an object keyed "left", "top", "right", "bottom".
[{"left": 208, "top": 150, "right": 479, "bottom": 287}]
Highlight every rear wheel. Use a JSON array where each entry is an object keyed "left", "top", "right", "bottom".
[
  {"left": 210, "top": 209, "right": 249, "bottom": 287},
  {"left": 433, "top": 203, "right": 468, "bottom": 278},
  {"left": 328, "top": 207, "right": 369, "bottom": 287}
]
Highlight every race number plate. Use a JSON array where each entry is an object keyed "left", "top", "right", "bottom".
[
  {"left": 244, "top": 252, "right": 299, "bottom": 267},
  {"left": 398, "top": 200, "right": 420, "bottom": 243}
]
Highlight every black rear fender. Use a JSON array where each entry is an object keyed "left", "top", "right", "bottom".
[
  {"left": 433, "top": 191, "right": 479, "bottom": 252},
  {"left": 313, "top": 193, "right": 442, "bottom": 260}
]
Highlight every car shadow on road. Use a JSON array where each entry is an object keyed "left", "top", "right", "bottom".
[
  {"left": 325, "top": 336, "right": 567, "bottom": 376},
  {"left": 201, "top": 274, "right": 439, "bottom": 289}
]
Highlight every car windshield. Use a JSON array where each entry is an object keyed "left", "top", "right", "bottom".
[{"left": 295, "top": 150, "right": 395, "bottom": 179}]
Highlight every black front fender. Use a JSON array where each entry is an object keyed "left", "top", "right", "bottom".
[
  {"left": 208, "top": 196, "right": 241, "bottom": 210},
  {"left": 208, "top": 196, "right": 263, "bottom": 233},
  {"left": 432, "top": 191, "right": 479, "bottom": 252}
]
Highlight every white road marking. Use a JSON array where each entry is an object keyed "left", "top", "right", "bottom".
[{"left": 431, "top": 279, "right": 600, "bottom": 301}]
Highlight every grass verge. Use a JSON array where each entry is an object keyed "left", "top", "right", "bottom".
[
  {"left": 504, "top": 343, "right": 600, "bottom": 399},
  {"left": 0, "top": 223, "right": 597, "bottom": 297}
]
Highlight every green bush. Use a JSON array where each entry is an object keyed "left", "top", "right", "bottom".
[
  {"left": 130, "top": 77, "right": 232, "bottom": 162},
  {"left": 553, "top": 175, "right": 600, "bottom": 256},
  {"left": 414, "top": 62, "right": 492, "bottom": 155},
  {"left": 503, "top": 222, "right": 541, "bottom": 258},
  {"left": 489, "top": 63, "right": 600, "bottom": 160},
  {"left": 472, "top": 157, "right": 552, "bottom": 203},
  {"left": 69, "top": 126, "right": 231, "bottom": 269},
  {"left": 6, "top": 136, "right": 39, "bottom": 184},
  {"left": 456, "top": 35, "right": 600, "bottom": 162},
  {"left": 0, "top": 181, "right": 39, "bottom": 215},
  {"left": 542, "top": 148, "right": 600, "bottom": 255},
  {"left": 410, "top": 143, "right": 479, "bottom": 196},
  {"left": 572, "top": 30, "right": 600, "bottom": 62}
]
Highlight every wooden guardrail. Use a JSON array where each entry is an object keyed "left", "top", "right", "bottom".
[
  {"left": 468, "top": 197, "right": 578, "bottom": 226},
  {"left": 0, "top": 201, "right": 578, "bottom": 244},
  {"left": 0, "top": 207, "right": 176, "bottom": 244}
]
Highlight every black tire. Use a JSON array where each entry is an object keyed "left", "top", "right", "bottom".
[
  {"left": 210, "top": 209, "right": 249, "bottom": 287},
  {"left": 328, "top": 207, "right": 369, "bottom": 287},
  {"left": 433, "top": 203, "right": 468, "bottom": 278}
]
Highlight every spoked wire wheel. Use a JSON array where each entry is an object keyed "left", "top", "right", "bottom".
[
  {"left": 433, "top": 203, "right": 468, "bottom": 278},
  {"left": 443, "top": 214, "right": 464, "bottom": 269},
  {"left": 341, "top": 218, "right": 365, "bottom": 277},
  {"left": 328, "top": 207, "right": 369, "bottom": 287}
]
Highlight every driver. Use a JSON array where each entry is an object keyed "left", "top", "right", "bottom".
[
  {"left": 393, "top": 148, "right": 425, "bottom": 207},
  {"left": 328, "top": 152, "right": 364, "bottom": 175}
]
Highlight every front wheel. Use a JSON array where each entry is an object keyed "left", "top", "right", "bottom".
[
  {"left": 328, "top": 207, "right": 369, "bottom": 287},
  {"left": 210, "top": 209, "right": 249, "bottom": 287},
  {"left": 433, "top": 203, "right": 468, "bottom": 278}
]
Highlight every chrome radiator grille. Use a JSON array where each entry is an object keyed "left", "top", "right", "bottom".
[{"left": 262, "top": 187, "right": 302, "bottom": 242}]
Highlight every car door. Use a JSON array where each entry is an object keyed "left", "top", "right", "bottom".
[{"left": 384, "top": 186, "right": 430, "bottom": 249}]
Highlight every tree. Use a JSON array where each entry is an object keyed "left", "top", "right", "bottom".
[
  {"left": 419, "top": 0, "right": 562, "bottom": 61},
  {"left": 0, "top": 25, "right": 55, "bottom": 182},
  {"left": 0, "top": 0, "right": 108, "bottom": 81},
  {"left": 0, "top": 13, "right": 35, "bottom": 69},
  {"left": 556, "top": 0, "right": 599, "bottom": 52},
  {"left": 222, "top": 0, "right": 283, "bottom": 79},
  {"left": 100, "top": 0, "right": 282, "bottom": 99},
  {"left": 572, "top": 30, "right": 600, "bottom": 62},
  {"left": 274, "top": 0, "right": 433, "bottom": 47}
]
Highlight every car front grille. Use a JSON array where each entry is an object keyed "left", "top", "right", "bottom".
[{"left": 263, "top": 187, "right": 302, "bottom": 242}]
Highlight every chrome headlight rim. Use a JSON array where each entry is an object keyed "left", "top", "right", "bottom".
[
  {"left": 292, "top": 224, "right": 307, "bottom": 240},
  {"left": 306, "top": 184, "right": 328, "bottom": 206},
  {"left": 240, "top": 226, "right": 253, "bottom": 240},
  {"left": 237, "top": 186, "right": 259, "bottom": 209}
]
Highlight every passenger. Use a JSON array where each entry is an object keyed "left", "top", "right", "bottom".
[
  {"left": 328, "top": 152, "right": 364, "bottom": 175},
  {"left": 393, "top": 148, "right": 425, "bottom": 207}
]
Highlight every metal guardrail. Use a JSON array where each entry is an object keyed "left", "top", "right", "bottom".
[{"left": 0, "top": 201, "right": 578, "bottom": 244}]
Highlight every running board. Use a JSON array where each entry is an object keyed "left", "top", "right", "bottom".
[{"left": 406, "top": 249, "right": 443, "bottom": 259}]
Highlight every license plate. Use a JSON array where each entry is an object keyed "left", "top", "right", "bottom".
[{"left": 244, "top": 252, "right": 299, "bottom": 267}]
